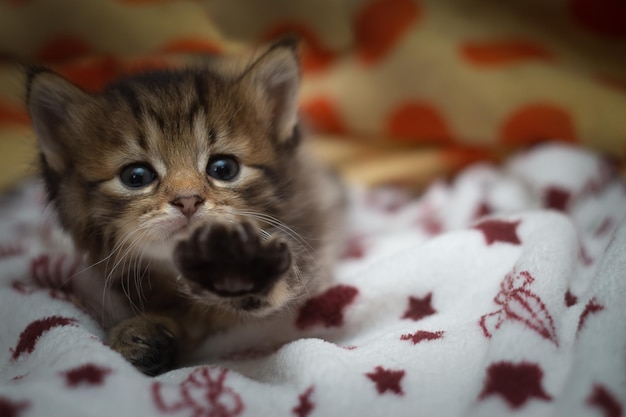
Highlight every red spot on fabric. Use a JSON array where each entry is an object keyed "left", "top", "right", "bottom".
[
  {"left": 579, "top": 244, "right": 593, "bottom": 266},
  {"left": 441, "top": 146, "right": 494, "bottom": 171},
  {"left": 388, "top": 102, "right": 453, "bottom": 144},
  {"left": 473, "top": 219, "right": 521, "bottom": 246},
  {"left": 152, "top": 367, "right": 243, "bottom": 417},
  {"left": 587, "top": 384, "right": 623, "bottom": 417},
  {"left": 0, "top": 102, "right": 30, "bottom": 126},
  {"left": 10, "top": 281, "right": 36, "bottom": 295},
  {"left": 479, "top": 362, "right": 551, "bottom": 408},
  {"left": 578, "top": 298, "right": 604, "bottom": 333},
  {"left": 595, "top": 218, "right": 614, "bottom": 237},
  {"left": 0, "top": 397, "right": 29, "bottom": 417},
  {"left": 400, "top": 330, "right": 444, "bottom": 344},
  {"left": 62, "top": 364, "right": 112, "bottom": 387},
  {"left": 38, "top": 36, "right": 92, "bottom": 62},
  {"left": 596, "top": 74, "right": 626, "bottom": 93},
  {"left": 30, "top": 254, "right": 77, "bottom": 292},
  {"left": 500, "top": 104, "right": 577, "bottom": 146},
  {"left": 340, "top": 236, "right": 367, "bottom": 260},
  {"left": 292, "top": 386, "right": 315, "bottom": 417},
  {"left": 474, "top": 202, "right": 493, "bottom": 219},
  {"left": 296, "top": 285, "right": 359, "bottom": 330},
  {"left": 568, "top": 0, "right": 626, "bottom": 37},
  {"left": 543, "top": 186, "right": 571, "bottom": 211},
  {"left": 365, "top": 366, "right": 405, "bottom": 396},
  {"left": 460, "top": 40, "right": 554, "bottom": 66},
  {"left": 11, "top": 316, "right": 78, "bottom": 360},
  {"left": 263, "top": 23, "right": 337, "bottom": 72},
  {"left": 355, "top": 0, "right": 420, "bottom": 64},
  {"left": 159, "top": 38, "right": 222, "bottom": 55},
  {"left": 52, "top": 56, "right": 120, "bottom": 92},
  {"left": 480, "top": 270, "right": 558, "bottom": 345},
  {"left": 402, "top": 293, "right": 436, "bottom": 321},
  {"left": 565, "top": 291, "right": 578, "bottom": 307},
  {"left": 300, "top": 97, "right": 346, "bottom": 134}
]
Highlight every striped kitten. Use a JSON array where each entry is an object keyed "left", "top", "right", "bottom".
[{"left": 26, "top": 39, "right": 344, "bottom": 375}]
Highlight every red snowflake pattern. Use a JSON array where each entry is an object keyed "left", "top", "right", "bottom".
[
  {"left": 577, "top": 297, "right": 604, "bottom": 333},
  {"left": 479, "top": 270, "right": 558, "bottom": 345},
  {"left": 152, "top": 367, "right": 244, "bottom": 417}
]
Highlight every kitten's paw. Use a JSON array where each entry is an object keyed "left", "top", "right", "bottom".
[
  {"left": 108, "top": 315, "right": 178, "bottom": 376},
  {"left": 174, "top": 221, "right": 291, "bottom": 296}
]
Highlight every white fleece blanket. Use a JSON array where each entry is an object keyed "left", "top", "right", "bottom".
[{"left": 0, "top": 143, "right": 625, "bottom": 417}]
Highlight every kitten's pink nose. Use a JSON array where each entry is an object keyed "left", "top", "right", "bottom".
[{"left": 170, "top": 195, "right": 204, "bottom": 218}]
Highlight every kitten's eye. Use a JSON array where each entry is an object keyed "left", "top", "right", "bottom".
[
  {"left": 120, "top": 164, "right": 157, "bottom": 188},
  {"left": 207, "top": 156, "right": 240, "bottom": 181}
]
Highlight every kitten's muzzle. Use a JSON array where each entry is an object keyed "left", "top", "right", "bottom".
[{"left": 170, "top": 195, "right": 204, "bottom": 218}]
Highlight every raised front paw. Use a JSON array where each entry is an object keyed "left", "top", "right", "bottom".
[
  {"left": 108, "top": 315, "right": 178, "bottom": 376},
  {"left": 174, "top": 221, "right": 291, "bottom": 296}
]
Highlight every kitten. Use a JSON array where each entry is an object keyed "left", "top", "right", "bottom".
[{"left": 26, "top": 38, "right": 345, "bottom": 375}]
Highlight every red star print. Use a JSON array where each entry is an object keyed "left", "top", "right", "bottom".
[
  {"left": 366, "top": 366, "right": 405, "bottom": 396},
  {"left": 578, "top": 298, "right": 604, "bottom": 333},
  {"left": 62, "top": 364, "right": 112, "bottom": 387},
  {"left": 587, "top": 384, "right": 623, "bottom": 417},
  {"left": 565, "top": 291, "right": 578, "bottom": 307},
  {"left": 400, "top": 330, "right": 444, "bottom": 344},
  {"left": 479, "top": 361, "right": 552, "bottom": 409},
  {"left": 543, "top": 186, "right": 571, "bottom": 211},
  {"left": 402, "top": 293, "right": 436, "bottom": 321},
  {"left": 292, "top": 386, "right": 315, "bottom": 417},
  {"left": 472, "top": 219, "right": 521, "bottom": 246},
  {"left": 296, "top": 285, "right": 359, "bottom": 330},
  {"left": 0, "top": 397, "right": 29, "bottom": 417}
]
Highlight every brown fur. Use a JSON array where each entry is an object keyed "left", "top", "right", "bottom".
[{"left": 27, "top": 39, "right": 344, "bottom": 375}]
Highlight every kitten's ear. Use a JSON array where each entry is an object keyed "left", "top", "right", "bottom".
[
  {"left": 242, "top": 37, "right": 301, "bottom": 143},
  {"left": 27, "top": 67, "right": 91, "bottom": 172}
]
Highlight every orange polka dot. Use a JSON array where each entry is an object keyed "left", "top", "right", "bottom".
[
  {"left": 568, "top": 0, "right": 626, "bottom": 37},
  {"left": 262, "top": 23, "right": 337, "bottom": 73},
  {"left": 38, "top": 36, "right": 92, "bottom": 62},
  {"left": 441, "top": 146, "right": 494, "bottom": 170},
  {"left": 300, "top": 97, "right": 346, "bottom": 134},
  {"left": 354, "top": 0, "right": 420, "bottom": 65},
  {"left": 159, "top": 38, "right": 222, "bottom": 55},
  {"left": 387, "top": 102, "right": 453, "bottom": 144},
  {"left": 0, "top": 101, "right": 30, "bottom": 126},
  {"left": 460, "top": 40, "right": 554, "bottom": 66},
  {"left": 500, "top": 103, "right": 577, "bottom": 146},
  {"left": 53, "top": 57, "right": 120, "bottom": 92},
  {"left": 596, "top": 74, "right": 626, "bottom": 94}
]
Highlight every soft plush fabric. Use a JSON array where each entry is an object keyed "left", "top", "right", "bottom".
[
  {"left": 1, "top": 0, "right": 626, "bottom": 190},
  {"left": 0, "top": 144, "right": 624, "bottom": 417}
]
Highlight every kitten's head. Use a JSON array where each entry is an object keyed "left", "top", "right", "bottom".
[{"left": 27, "top": 39, "right": 322, "bottom": 314}]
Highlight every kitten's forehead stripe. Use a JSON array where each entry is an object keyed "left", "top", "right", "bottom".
[
  {"left": 114, "top": 84, "right": 143, "bottom": 119},
  {"left": 193, "top": 72, "right": 209, "bottom": 110}
]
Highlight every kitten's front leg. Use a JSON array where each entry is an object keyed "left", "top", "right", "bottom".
[
  {"left": 174, "top": 221, "right": 292, "bottom": 297},
  {"left": 108, "top": 314, "right": 181, "bottom": 376}
]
